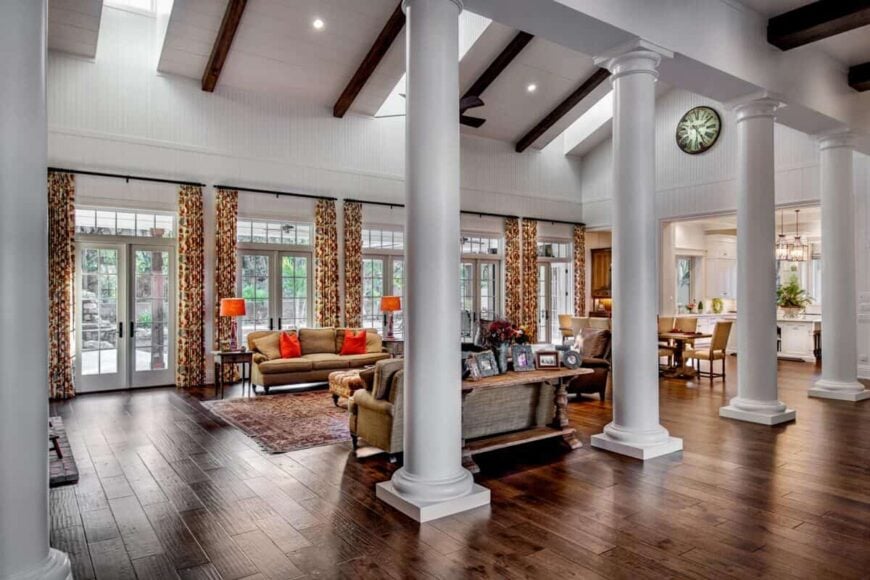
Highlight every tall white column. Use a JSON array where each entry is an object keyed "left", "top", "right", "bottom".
[
  {"left": 590, "top": 41, "right": 683, "bottom": 460},
  {"left": 0, "top": 1, "right": 72, "bottom": 579},
  {"left": 720, "top": 97, "right": 796, "bottom": 425},
  {"left": 810, "top": 133, "right": 870, "bottom": 401},
  {"left": 376, "top": 0, "right": 489, "bottom": 522}
]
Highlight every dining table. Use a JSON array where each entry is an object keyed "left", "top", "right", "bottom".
[{"left": 659, "top": 331, "right": 712, "bottom": 379}]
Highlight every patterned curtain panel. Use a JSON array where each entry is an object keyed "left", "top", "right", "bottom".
[
  {"left": 521, "top": 219, "right": 538, "bottom": 338},
  {"left": 48, "top": 172, "right": 76, "bottom": 400},
  {"left": 504, "top": 217, "right": 522, "bottom": 324},
  {"left": 176, "top": 185, "right": 205, "bottom": 387},
  {"left": 214, "top": 189, "right": 238, "bottom": 381},
  {"left": 343, "top": 201, "right": 363, "bottom": 328},
  {"left": 315, "top": 199, "right": 340, "bottom": 328},
  {"left": 573, "top": 225, "right": 586, "bottom": 317}
]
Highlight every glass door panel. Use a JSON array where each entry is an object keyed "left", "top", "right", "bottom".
[
  {"left": 240, "top": 253, "right": 272, "bottom": 344},
  {"left": 131, "top": 247, "right": 174, "bottom": 387},
  {"left": 538, "top": 263, "right": 549, "bottom": 343},
  {"left": 280, "top": 254, "right": 308, "bottom": 330},
  {"left": 362, "top": 258, "right": 385, "bottom": 333},
  {"left": 478, "top": 262, "right": 498, "bottom": 321},
  {"left": 391, "top": 259, "right": 404, "bottom": 337},
  {"left": 550, "top": 262, "right": 572, "bottom": 343},
  {"left": 76, "top": 244, "right": 127, "bottom": 392},
  {"left": 460, "top": 262, "right": 474, "bottom": 342}
]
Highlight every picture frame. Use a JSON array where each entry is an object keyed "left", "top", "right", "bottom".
[
  {"left": 535, "top": 350, "right": 560, "bottom": 370},
  {"left": 472, "top": 351, "right": 501, "bottom": 378},
  {"left": 511, "top": 344, "right": 535, "bottom": 372},
  {"left": 562, "top": 350, "right": 582, "bottom": 369},
  {"left": 464, "top": 355, "right": 481, "bottom": 381}
]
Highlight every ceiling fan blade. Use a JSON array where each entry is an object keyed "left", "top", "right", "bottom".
[
  {"left": 460, "top": 115, "right": 486, "bottom": 128},
  {"left": 459, "top": 95, "right": 485, "bottom": 113}
]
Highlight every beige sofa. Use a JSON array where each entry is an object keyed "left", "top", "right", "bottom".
[{"left": 247, "top": 328, "right": 389, "bottom": 394}]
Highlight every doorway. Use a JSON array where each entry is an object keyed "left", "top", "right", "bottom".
[{"left": 460, "top": 259, "right": 500, "bottom": 342}]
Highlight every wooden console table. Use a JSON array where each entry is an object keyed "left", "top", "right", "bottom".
[{"left": 460, "top": 367, "right": 592, "bottom": 472}]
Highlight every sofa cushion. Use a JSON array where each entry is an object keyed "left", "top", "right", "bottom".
[
  {"left": 336, "top": 328, "right": 383, "bottom": 354},
  {"left": 258, "top": 358, "right": 314, "bottom": 374},
  {"left": 301, "top": 353, "right": 350, "bottom": 370},
  {"left": 279, "top": 331, "right": 302, "bottom": 358},
  {"left": 579, "top": 328, "right": 610, "bottom": 359},
  {"left": 340, "top": 330, "right": 367, "bottom": 355},
  {"left": 300, "top": 328, "right": 337, "bottom": 355},
  {"left": 342, "top": 353, "right": 390, "bottom": 367},
  {"left": 252, "top": 333, "right": 281, "bottom": 360}
]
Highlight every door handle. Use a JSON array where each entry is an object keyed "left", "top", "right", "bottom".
[
  {"left": 278, "top": 317, "right": 282, "bottom": 329},
  {"left": 118, "top": 322, "right": 123, "bottom": 339},
  {"left": 269, "top": 318, "right": 274, "bottom": 330}
]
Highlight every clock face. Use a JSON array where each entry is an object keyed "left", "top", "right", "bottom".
[{"left": 676, "top": 106, "right": 721, "bottom": 154}]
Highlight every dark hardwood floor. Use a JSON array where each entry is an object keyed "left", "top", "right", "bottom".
[{"left": 50, "top": 358, "right": 870, "bottom": 579}]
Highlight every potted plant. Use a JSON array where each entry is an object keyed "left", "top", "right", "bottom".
[{"left": 777, "top": 274, "right": 812, "bottom": 319}]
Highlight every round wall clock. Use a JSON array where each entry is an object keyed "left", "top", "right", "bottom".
[{"left": 676, "top": 106, "right": 721, "bottom": 155}]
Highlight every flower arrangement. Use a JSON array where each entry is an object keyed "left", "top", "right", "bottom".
[{"left": 485, "top": 319, "right": 529, "bottom": 348}]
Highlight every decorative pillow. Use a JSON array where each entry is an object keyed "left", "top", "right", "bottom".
[
  {"left": 252, "top": 333, "right": 281, "bottom": 360},
  {"left": 580, "top": 328, "right": 610, "bottom": 359},
  {"left": 279, "top": 331, "right": 302, "bottom": 359},
  {"left": 340, "top": 329, "right": 367, "bottom": 355}
]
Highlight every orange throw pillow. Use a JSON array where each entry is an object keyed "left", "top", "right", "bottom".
[
  {"left": 340, "top": 329, "right": 367, "bottom": 355},
  {"left": 279, "top": 331, "right": 302, "bottom": 359}
]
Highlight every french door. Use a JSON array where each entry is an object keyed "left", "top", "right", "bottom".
[
  {"left": 361, "top": 255, "right": 404, "bottom": 336},
  {"left": 460, "top": 259, "right": 500, "bottom": 342},
  {"left": 238, "top": 250, "right": 311, "bottom": 345},
  {"left": 538, "top": 261, "right": 572, "bottom": 343},
  {"left": 76, "top": 242, "right": 175, "bottom": 392}
]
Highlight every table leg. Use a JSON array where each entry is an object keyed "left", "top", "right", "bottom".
[{"left": 552, "top": 379, "right": 582, "bottom": 449}]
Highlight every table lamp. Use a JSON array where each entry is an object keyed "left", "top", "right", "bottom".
[
  {"left": 220, "top": 298, "right": 246, "bottom": 351},
  {"left": 380, "top": 296, "right": 401, "bottom": 339}
]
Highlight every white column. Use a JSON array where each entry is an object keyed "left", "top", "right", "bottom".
[
  {"left": 719, "top": 97, "right": 796, "bottom": 424},
  {"left": 0, "top": 1, "right": 72, "bottom": 579},
  {"left": 810, "top": 133, "right": 870, "bottom": 401},
  {"left": 376, "top": 0, "right": 489, "bottom": 522},
  {"left": 590, "top": 41, "right": 682, "bottom": 460}
]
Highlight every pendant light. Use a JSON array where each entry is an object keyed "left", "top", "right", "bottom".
[
  {"left": 788, "top": 209, "right": 810, "bottom": 262},
  {"left": 775, "top": 209, "right": 790, "bottom": 261}
]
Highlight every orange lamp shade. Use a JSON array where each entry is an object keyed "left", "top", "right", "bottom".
[
  {"left": 219, "top": 298, "right": 246, "bottom": 317},
  {"left": 380, "top": 296, "right": 401, "bottom": 312}
]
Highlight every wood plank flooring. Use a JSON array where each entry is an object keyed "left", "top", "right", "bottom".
[{"left": 50, "top": 359, "right": 870, "bottom": 579}]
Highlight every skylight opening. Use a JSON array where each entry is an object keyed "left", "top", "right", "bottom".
[
  {"left": 106, "top": 0, "right": 157, "bottom": 16},
  {"left": 375, "top": 10, "right": 492, "bottom": 118},
  {"left": 561, "top": 90, "right": 613, "bottom": 155}
]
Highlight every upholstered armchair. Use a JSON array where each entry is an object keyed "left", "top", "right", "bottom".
[{"left": 348, "top": 359, "right": 405, "bottom": 459}]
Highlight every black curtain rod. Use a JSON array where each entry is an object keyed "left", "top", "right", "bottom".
[
  {"left": 216, "top": 184, "right": 336, "bottom": 202},
  {"left": 344, "top": 198, "right": 583, "bottom": 226},
  {"left": 48, "top": 167, "right": 205, "bottom": 188}
]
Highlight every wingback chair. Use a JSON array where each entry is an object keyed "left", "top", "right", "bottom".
[
  {"left": 685, "top": 320, "right": 733, "bottom": 384},
  {"left": 348, "top": 359, "right": 405, "bottom": 459}
]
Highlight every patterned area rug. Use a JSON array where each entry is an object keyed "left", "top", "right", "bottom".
[{"left": 203, "top": 391, "right": 351, "bottom": 454}]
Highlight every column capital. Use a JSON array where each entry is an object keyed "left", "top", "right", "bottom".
[
  {"left": 403, "top": 0, "right": 462, "bottom": 13},
  {"left": 817, "top": 130, "right": 855, "bottom": 151},
  {"left": 728, "top": 92, "right": 784, "bottom": 123},
  {"left": 594, "top": 39, "right": 672, "bottom": 81}
]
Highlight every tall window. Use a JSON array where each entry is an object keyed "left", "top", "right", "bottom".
[
  {"left": 537, "top": 240, "right": 573, "bottom": 343},
  {"left": 237, "top": 218, "right": 313, "bottom": 343},
  {"left": 362, "top": 227, "right": 404, "bottom": 336},
  {"left": 676, "top": 256, "right": 696, "bottom": 311}
]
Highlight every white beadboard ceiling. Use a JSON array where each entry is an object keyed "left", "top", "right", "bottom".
[
  {"left": 158, "top": 0, "right": 406, "bottom": 116},
  {"left": 49, "top": 0, "right": 104, "bottom": 58}
]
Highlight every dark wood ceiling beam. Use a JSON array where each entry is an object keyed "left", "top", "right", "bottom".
[
  {"left": 202, "top": 0, "right": 248, "bottom": 92},
  {"left": 333, "top": 1, "right": 405, "bottom": 118},
  {"left": 849, "top": 61, "right": 870, "bottom": 91},
  {"left": 767, "top": 0, "right": 870, "bottom": 51},
  {"left": 461, "top": 31, "right": 534, "bottom": 105},
  {"left": 514, "top": 67, "right": 610, "bottom": 153}
]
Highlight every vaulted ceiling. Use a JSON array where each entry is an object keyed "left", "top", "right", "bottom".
[{"left": 48, "top": 0, "right": 103, "bottom": 58}]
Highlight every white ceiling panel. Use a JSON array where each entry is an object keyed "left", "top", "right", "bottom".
[{"left": 49, "top": 0, "right": 104, "bottom": 58}]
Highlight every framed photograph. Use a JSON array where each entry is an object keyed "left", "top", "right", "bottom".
[
  {"left": 464, "top": 355, "right": 481, "bottom": 381},
  {"left": 562, "top": 350, "right": 582, "bottom": 369},
  {"left": 472, "top": 351, "right": 501, "bottom": 378},
  {"left": 511, "top": 344, "right": 535, "bottom": 372},
  {"left": 535, "top": 350, "right": 560, "bottom": 370}
]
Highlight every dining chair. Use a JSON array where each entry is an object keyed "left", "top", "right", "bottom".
[
  {"left": 657, "top": 316, "right": 675, "bottom": 366},
  {"left": 685, "top": 320, "right": 733, "bottom": 384},
  {"left": 674, "top": 316, "right": 698, "bottom": 349}
]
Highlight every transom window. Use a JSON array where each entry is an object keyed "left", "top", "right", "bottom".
[
  {"left": 237, "top": 219, "right": 312, "bottom": 246},
  {"left": 363, "top": 228, "right": 404, "bottom": 250},
  {"left": 462, "top": 235, "right": 500, "bottom": 255},
  {"left": 75, "top": 208, "right": 175, "bottom": 239},
  {"left": 537, "top": 241, "right": 571, "bottom": 259}
]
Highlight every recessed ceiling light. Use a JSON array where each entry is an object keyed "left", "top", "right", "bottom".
[
  {"left": 526, "top": 83, "right": 537, "bottom": 93},
  {"left": 312, "top": 18, "right": 325, "bottom": 30}
]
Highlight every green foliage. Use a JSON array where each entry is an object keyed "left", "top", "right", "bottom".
[{"left": 776, "top": 274, "right": 812, "bottom": 309}]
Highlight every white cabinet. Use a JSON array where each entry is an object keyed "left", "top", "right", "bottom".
[
  {"left": 706, "top": 235, "right": 737, "bottom": 259},
  {"left": 705, "top": 258, "right": 737, "bottom": 300},
  {"left": 778, "top": 320, "right": 819, "bottom": 362}
]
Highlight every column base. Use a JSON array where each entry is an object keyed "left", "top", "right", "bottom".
[
  {"left": 809, "top": 379, "right": 870, "bottom": 401},
  {"left": 719, "top": 404, "right": 795, "bottom": 425},
  {"left": 376, "top": 481, "right": 490, "bottom": 522},
  {"left": 590, "top": 433, "right": 683, "bottom": 460},
  {"left": 3, "top": 549, "right": 72, "bottom": 580}
]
